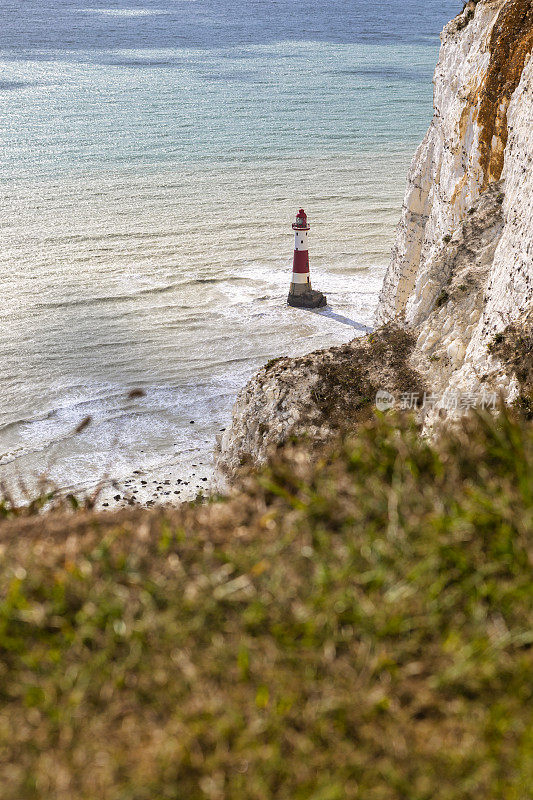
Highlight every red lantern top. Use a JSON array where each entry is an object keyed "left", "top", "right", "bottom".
[{"left": 292, "top": 208, "right": 310, "bottom": 231}]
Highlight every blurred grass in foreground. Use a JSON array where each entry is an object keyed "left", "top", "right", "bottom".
[{"left": 0, "top": 410, "right": 531, "bottom": 799}]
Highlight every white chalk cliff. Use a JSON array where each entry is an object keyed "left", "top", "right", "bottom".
[
  {"left": 216, "top": 0, "right": 533, "bottom": 482},
  {"left": 377, "top": 0, "right": 533, "bottom": 424}
]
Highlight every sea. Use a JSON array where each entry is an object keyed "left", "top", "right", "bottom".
[{"left": 0, "top": 0, "right": 461, "bottom": 504}]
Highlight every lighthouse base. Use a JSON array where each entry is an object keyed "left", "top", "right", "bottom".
[{"left": 287, "top": 289, "right": 327, "bottom": 309}]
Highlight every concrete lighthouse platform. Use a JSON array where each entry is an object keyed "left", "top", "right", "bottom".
[
  {"left": 287, "top": 208, "right": 327, "bottom": 309},
  {"left": 287, "top": 288, "right": 327, "bottom": 309}
]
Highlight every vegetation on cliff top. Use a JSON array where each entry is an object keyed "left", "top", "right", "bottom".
[
  {"left": 489, "top": 311, "right": 533, "bottom": 420},
  {"left": 314, "top": 324, "right": 424, "bottom": 429},
  {"left": 0, "top": 410, "right": 532, "bottom": 799}
]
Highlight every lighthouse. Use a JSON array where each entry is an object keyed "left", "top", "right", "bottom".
[{"left": 287, "top": 209, "right": 326, "bottom": 308}]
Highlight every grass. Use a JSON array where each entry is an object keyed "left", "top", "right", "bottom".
[
  {"left": 489, "top": 313, "right": 533, "bottom": 419},
  {"left": 314, "top": 324, "right": 424, "bottom": 429},
  {"left": 0, "top": 409, "right": 532, "bottom": 799},
  {"left": 0, "top": 483, "right": 99, "bottom": 520}
]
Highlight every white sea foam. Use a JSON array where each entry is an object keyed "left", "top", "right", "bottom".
[{"left": 81, "top": 8, "right": 170, "bottom": 17}]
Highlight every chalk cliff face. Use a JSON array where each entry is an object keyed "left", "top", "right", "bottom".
[
  {"left": 216, "top": 0, "right": 533, "bottom": 482},
  {"left": 377, "top": 0, "right": 533, "bottom": 424}
]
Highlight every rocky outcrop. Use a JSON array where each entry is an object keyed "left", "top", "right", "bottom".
[
  {"left": 215, "top": 326, "right": 423, "bottom": 486},
  {"left": 216, "top": 0, "right": 533, "bottom": 483}
]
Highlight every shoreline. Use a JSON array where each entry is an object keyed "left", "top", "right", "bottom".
[{"left": 95, "top": 458, "right": 216, "bottom": 511}]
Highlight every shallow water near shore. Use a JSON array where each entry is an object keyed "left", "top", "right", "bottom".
[{"left": 0, "top": 0, "right": 461, "bottom": 505}]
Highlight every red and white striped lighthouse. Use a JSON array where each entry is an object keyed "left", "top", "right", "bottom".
[
  {"left": 287, "top": 208, "right": 326, "bottom": 308},
  {"left": 291, "top": 208, "right": 311, "bottom": 291}
]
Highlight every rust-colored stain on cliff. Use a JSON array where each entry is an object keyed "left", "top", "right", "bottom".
[{"left": 478, "top": 0, "right": 533, "bottom": 187}]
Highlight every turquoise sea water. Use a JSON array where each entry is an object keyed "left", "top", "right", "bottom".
[{"left": 0, "top": 1, "right": 461, "bottom": 501}]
